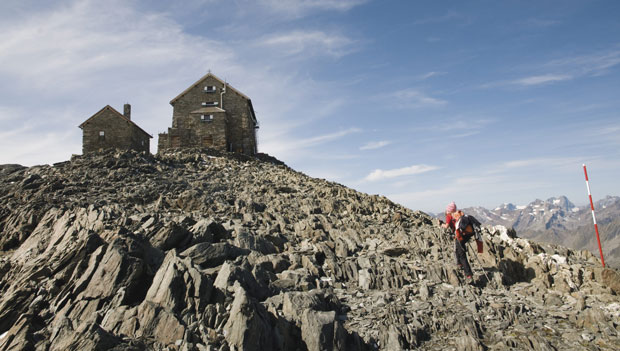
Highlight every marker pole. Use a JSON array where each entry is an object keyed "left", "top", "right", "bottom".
[{"left": 583, "top": 164, "right": 605, "bottom": 267}]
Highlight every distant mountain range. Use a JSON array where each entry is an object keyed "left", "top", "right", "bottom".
[{"left": 452, "top": 196, "right": 620, "bottom": 268}]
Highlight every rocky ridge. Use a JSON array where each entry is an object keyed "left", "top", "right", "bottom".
[
  {"left": 461, "top": 196, "right": 620, "bottom": 268},
  {"left": 0, "top": 149, "right": 618, "bottom": 350}
]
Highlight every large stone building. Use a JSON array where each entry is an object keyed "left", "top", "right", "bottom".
[
  {"left": 158, "top": 72, "right": 259, "bottom": 155},
  {"left": 79, "top": 104, "right": 151, "bottom": 154}
]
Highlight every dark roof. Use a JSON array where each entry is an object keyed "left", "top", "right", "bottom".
[
  {"left": 170, "top": 72, "right": 258, "bottom": 126},
  {"left": 169, "top": 72, "right": 251, "bottom": 104},
  {"left": 79, "top": 105, "right": 152, "bottom": 138}
]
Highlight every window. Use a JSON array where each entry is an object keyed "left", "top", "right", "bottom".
[
  {"left": 202, "top": 135, "right": 213, "bottom": 147},
  {"left": 99, "top": 131, "right": 105, "bottom": 136},
  {"left": 204, "top": 86, "right": 216, "bottom": 93},
  {"left": 202, "top": 101, "right": 218, "bottom": 106},
  {"left": 200, "top": 114, "right": 214, "bottom": 122}
]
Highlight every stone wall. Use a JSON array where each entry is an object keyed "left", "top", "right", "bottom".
[
  {"left": 159, "top": 74, "right": 257, "bottom": 155},
  {"left": 223, "top": 92, "right": 257, "bottom": 154},
  {"left": 81, "top": 108, "right": 150, "bottom": 154},
  {"left": 159, "top": 110, "right": 228, "bottom": 150}
]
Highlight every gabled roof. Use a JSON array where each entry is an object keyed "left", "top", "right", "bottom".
[
  {"left": 79, "top": 105, "right": 152, "bottom": 138},
  {"left": 169, "top": 72, "right": 251, "bottom": 104}
]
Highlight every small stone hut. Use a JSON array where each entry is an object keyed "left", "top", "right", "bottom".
[
  {"left": 158, "top": 72, "right": 259, "bottom": 155},
  {"left": 79, "top": 104, "right": 151, "bottom": 154}
]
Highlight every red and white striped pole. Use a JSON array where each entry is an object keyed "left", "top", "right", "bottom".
[{"left": 583, "top": 164, "right": 605, "bottom": 267}]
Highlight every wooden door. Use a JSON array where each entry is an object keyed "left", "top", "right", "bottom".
[
  {"left": 202, "top": 135, "right": 213, "bottom": 147},
  {"left": 171, "top": 136, "right": 181, "bottom": 147}
]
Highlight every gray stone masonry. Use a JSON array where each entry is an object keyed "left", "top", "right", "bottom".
[
  {"left": 80, "top": 105, "right": 151, "bottom": 154},
  {"left": 158, "top": 73, "right": 258, "bottom": 155}
]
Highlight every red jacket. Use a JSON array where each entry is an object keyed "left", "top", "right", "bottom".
[{"left": 445, "top": 213, "right": 456, "bottom": 231}]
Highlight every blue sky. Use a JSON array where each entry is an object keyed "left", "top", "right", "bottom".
[{"left": 1, "top": 0, "right": 619, "bottom": 213}]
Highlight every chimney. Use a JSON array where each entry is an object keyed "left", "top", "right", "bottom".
[{"left": 123, "top": 103, "right": 131, "bottom": 120}]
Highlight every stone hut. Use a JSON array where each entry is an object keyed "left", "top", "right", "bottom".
[
  {"left": 158, "top": 72, "right": 259, "bottom": 155},
  {"left": 79, "top": 104, "right": 151, "bottom": 154}
]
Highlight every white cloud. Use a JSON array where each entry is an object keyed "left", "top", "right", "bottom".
[
  {"left": 591, "top": 124, "right": 620, "bottom": 138},
  {"left": 259, "top": 0, "right": 367, "bottom": 18},
  {"left": 0, "top": 107, "right": 81, "bottom": 165},
  {"left": 0, "top": 0, "right": 234, "bottom": 95},
  {"left": 501, "top": 157, "right": 582, "bottom": 169},
  {"left": 364, "top": 164, "right": 439, "bottom": 182},
  {"left": 298, "top": 128, "right": 361, "bottom": 147},
  {"left": 418, "top": 71, "right": 445, "bottom": 80},
  {"left": 392, "top": 88, "right": 447, "bottom": 108},
  {"left": 503, "top": 48, "right": 620, "bottom": 88},
  {"left": 482, "top": 47, "right": 620, "bottom": 90},
  {"left": 360, "top": 140, "right": 391, "bottom": 150},
  {"left": 545, "top": 48, "right": 620, "bottom": 77},
  {"left": 257, "top": 30, "right": 357, "bottom": 58},
  {"left": 512, "top": 74, "right": 572, "bottom": 86},
  {"left": 259, "top": 128, "right": 361, "bottom": 162}
]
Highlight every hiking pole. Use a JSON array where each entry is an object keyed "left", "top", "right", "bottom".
[{"left": 466, "top": 241, "right": 491, "bottom": 285}]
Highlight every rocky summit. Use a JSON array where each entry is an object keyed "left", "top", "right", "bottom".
[{"left": 0, "top": 149, "right": 619, "bottom": 351}]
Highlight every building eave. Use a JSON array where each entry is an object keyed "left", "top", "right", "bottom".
[
  {"left": 169, "top": 72, "right": 251, "bottom": 105},
  {"left": 79, "top": 105, "right": 153, "bottom": 138}
]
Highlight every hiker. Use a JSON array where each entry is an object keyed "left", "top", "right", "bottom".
[
  {"left": 441, "top": 202, "right": 459, "bottom": 265},
  {"left": 441, "top": 201, "right": 457, "bottom": 232},
  {"left": 452, "top": 210, "right": 477, "bottom": 282}
]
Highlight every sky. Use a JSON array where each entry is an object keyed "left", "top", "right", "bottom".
[{"left": 1, "top": 0, "right": 619, "bottom": 213}]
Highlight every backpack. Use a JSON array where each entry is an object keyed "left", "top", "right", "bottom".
[
  {"left": 458, "top": 215, "right": 484, "bottom": 252},
  {"left": 458, "top": 215, "right": 481, "bottom": 237}
]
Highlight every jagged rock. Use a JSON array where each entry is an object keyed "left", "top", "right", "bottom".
[
  {"left": 601, "top": 268, "right": 620, "bottom": 294},
  {"left": 144, "top": 250, "right": 213, "bottom": 314},
  {"left": 454, "top": 335, "right": 484, "bottom": 351},
  {"left": 235, "top": 230, "right": 277, "bottom": 254},
  {"left": 224, "top": 284, "right": 275, "bottom": 350},
  {"left": 0, "top": 313, "right": 45, "bottom": 351},
  {"left": 135, "top": 302, "right": 186, "bottom": 345},
  {"left": 281, "top": 290, "right": 334, "bottom": 324},
  {"left": 150, "top": 223, "right": 192, "bottom": 251},
  {"left": 358, "top": 269, "right": 372, "bottom": 289},
  {"left": 300, "top": 309, "right": 346, "bottom": 351},
  {"left": 0, "top": 149, "right": 619, "bottom": 351},
  {"left": 76, "top": 240, "right": 148, "bottom": 304},
  {"left": 214, "top": 261, "right": 268, "bottom": 300},
  {"left": 49, "top": 321, "right": 122, "bottom": 351},
  {"left": 181, "top": 242, "right": 250, "bottom": 269},
  {"left": 189, "top": 219, "right": 227, "bottom": 244}
]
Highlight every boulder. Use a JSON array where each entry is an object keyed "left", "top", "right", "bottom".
[
  {"left": 601, "top": 268, "right": 620, "bottom": 295},
  {"left": 224, "top": 285, "right": 275, "bottom": 350},
  {"left": 301, "top": 309, "right": 346, "bottom": 351},
  {"left": 180, "top": 242, "right": 250, "bottom": 269},
  {"left": 144, "top": 250, "right": 213, "bottom": 314},
  {"left": 149, "top": 223, "right": 192, "bottom": 251}
]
